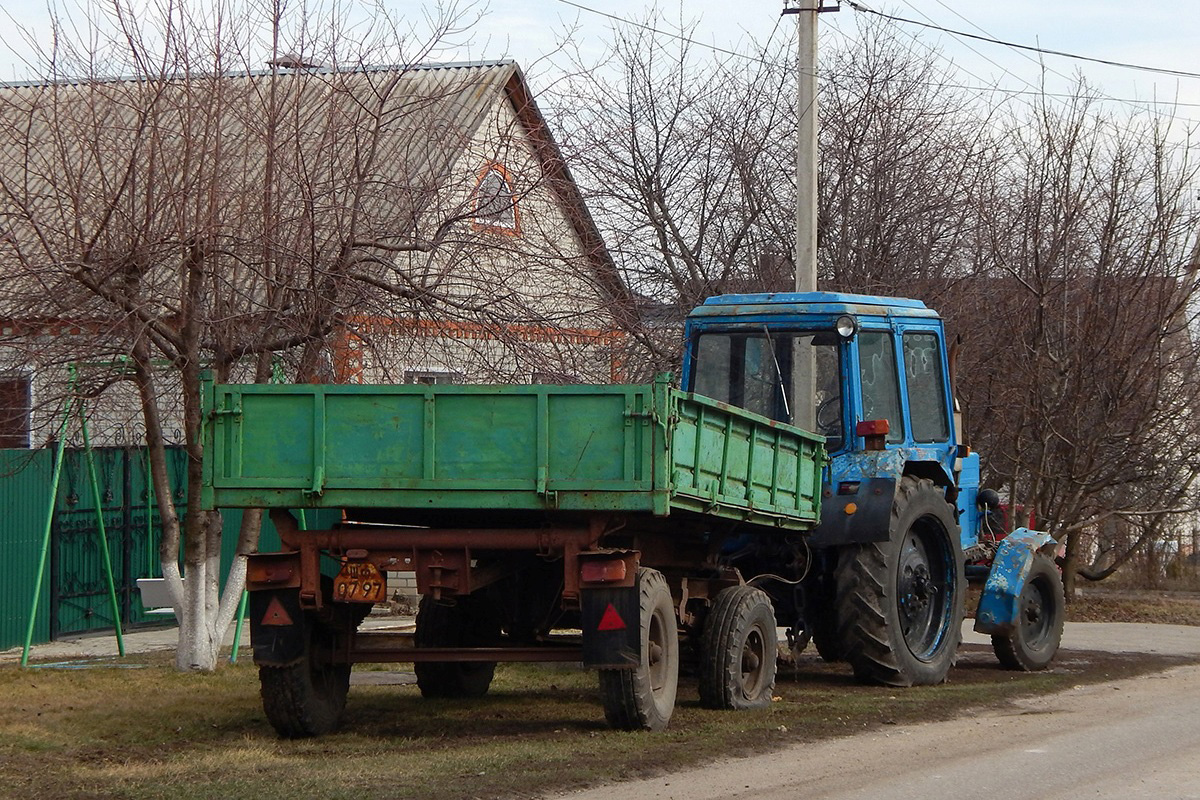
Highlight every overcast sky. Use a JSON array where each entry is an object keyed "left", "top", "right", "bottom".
[{"left": 4, "top": 0, "right": 1199, "bottom": 122}]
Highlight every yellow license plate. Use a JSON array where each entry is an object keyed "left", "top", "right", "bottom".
[{"left": 334, "top": 561, "right": 386, "bottom": 604}]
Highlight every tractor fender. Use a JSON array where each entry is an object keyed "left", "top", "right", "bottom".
[{"left": 973, "top": 528, "right": 1060, "bottom": 636}]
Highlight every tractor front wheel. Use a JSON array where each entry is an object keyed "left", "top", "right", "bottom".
[{"left": 992, "top": 554, "right": 1065, "bottom": 671}]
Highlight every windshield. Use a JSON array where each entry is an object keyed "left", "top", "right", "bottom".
[{"left": 691, "top": 331, "right": 843, "bottom": 451}]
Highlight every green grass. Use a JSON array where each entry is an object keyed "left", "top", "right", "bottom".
[{"left": 1, "top": 645, "right": 1192, "bottom": 800}]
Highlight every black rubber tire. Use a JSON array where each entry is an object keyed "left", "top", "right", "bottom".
[
  {"left": 991, "top": 554, "right": 1065, "bottom": 671},
  {"left": 835, "top": 476, "right": 965, "bottom": 687},
  {"left": 809, "top": 607, "right": 844, "bottom": 663},
  {"left": 414, "top": 594, "right": 501, "bottom": 698},
  {"left": 698, "top": 586, "right": 778, "bottom": 710},
  {"left": 805, "top": 571, "right": 844, "bottom": 663},
  {"left": 259, "top": 620, "right": 350, "bottom": 738},
  {"left": 599, "top": 568, "right": 680, "bottom": 731}
]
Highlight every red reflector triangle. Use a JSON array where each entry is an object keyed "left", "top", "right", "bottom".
[
  {"left": 262, "top": 596, "right": 294, "bottom": 627},
  {"left": 597, "top": 603, "right": 627, "bottom": 631}
]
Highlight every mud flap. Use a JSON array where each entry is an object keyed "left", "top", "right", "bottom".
[
  {"left": 581, "top": 585, "right": 641, "bottom": 669},
  {"left": 974, "top": 528, "right": 1059, "bottom": 636},
  {"left": 249, "top": 588, "right": 309, "bottom": 666},
  {"left": 807, "top": 476, "right": 897, "bottom": 547}
]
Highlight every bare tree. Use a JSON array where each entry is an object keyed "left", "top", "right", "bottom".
[
  {"left": 0, "top": 0, "right": 621, "bottom": 668},
  {"left": 954, "top": 88, "right": 1200, "bottom": 593},
  {"left": 551, "top": 15, "right": 1200, "bottom": 588}
]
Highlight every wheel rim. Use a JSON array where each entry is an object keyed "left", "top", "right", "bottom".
[
  {"left": 648, "top": 606, "right": 668, "bottom": 694},
  {"left": 1019, "top": 575, "right": 1053, "bottom": 650},
  {"left": 739, "top": 625, "right": 768, "bottom": 697},
  {"left": 897, "top": 516, "right": 953, "bottom": 660}
]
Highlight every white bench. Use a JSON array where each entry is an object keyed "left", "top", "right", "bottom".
[{"left": 136, "top": 577, "right": 181, "bottom": 616}]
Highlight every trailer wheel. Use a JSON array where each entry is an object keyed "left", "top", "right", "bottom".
[
  {"left": 259, "top": 618, "right": 350, "bottom": 738},
  {"left": 835, "top": 476, "right": 964, "bottom": 687},
  {"left": 992, "top": 554, "right": 1064, "bottom": 671},
  {"left": 414, "top": 594, "right": 501, "bottom": 698},
  {"left": 599, "top": 568, "right": 679, "bottom": 730},
  {"left": 698, "top": 585, "right": 777, "bottom": 710}
]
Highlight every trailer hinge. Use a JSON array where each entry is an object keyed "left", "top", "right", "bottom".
[
  {"left": 211, "top": 406, "right": 242, "bottom": 417},
  {"left": 625, "top": 409, "right": 654, "bottom": 426}
]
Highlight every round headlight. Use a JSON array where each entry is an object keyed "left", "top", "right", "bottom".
[{"left": 836, "top": 314, "right": 858, "bottom": 338}]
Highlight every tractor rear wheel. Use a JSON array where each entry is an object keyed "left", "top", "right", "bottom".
[
  {"left": 992, "top": 554, "right": 1065, "bottom": 671},
  {"left": 835, "top": 476, "right": 965, "bottom": 686},
  {"left": 414, "top": 594, "right": 502, "bottom": 698},
  {"left": 698, "top": 585, "right": 777, "bottom": 710},
  {"left": 599, "top": 568, "right": 679, "bottom": 730}
]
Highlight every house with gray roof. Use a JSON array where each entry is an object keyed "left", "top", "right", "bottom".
[{"left": 0, "top": 60, "right": 634, "bottom": 447}]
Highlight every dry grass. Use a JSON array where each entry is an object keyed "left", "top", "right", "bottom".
[
  {"left": 1, "top": 643, "right": 1193, "bottom": 800},
  {"left": 1067, "top": 588, "right": 1200, "bottom": 626}
]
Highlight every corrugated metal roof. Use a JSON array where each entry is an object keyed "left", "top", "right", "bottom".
[{"left": 0, "top": 61, "right": 521, "bottom": 317}]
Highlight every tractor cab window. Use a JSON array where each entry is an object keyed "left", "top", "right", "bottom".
[
  {"left": 902, "top": 331, "right": 950, "bottom": 442},
  {"left": 691, "top": 331, "right": 843, "bottom": 451},
  {"left": 857, "top": 331, "right": 905, "bottom": 443}
]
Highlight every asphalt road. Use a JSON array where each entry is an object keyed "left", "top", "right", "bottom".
[{"left": 551, "top": 622, "right": 1200, "bottom": 800}]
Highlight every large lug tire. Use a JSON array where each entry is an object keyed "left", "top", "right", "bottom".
[
  {"left": 698, "top": 585, "right": 778, "bottom": 710},
  {"left": 810, "top": 619, "right": 844, "bottom": 663},
  {"left": 808, "top": 594, "right": 844, "bottom": 663},
  {"left": 414, "top": 594, "right": 502, "bottom": 698},
  {"left": 835, "top": 476, "right": 965, "bottom": 687},
  {"left": 259, "top": 618, "right": 350, "bottom": 738},
  {"left": 599, "top": 568, "right": 680, "bottom": 731},
  {"left": 992, "top": 554, "right": 1065, "bottom": 671}
]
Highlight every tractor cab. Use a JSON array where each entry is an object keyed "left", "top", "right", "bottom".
[{"left": 681, "top": 291, "right": 982, "bottom": 550}]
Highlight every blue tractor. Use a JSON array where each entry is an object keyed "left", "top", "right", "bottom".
[{"left": 682, "top": 291, "right": 1066, "bottom": 685}]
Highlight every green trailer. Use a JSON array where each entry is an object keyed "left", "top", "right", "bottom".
[
  {"left": 203, "top": 374, "right": 822, "bottom": 529},
  {"left": 201, "top": 373, "right": 824, "bottom": 736}
]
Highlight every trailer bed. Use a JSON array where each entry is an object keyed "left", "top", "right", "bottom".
[{"left": 201, "top": 375, "right": 824, "bottom": 532}]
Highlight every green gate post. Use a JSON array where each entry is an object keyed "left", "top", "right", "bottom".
[{"left": 79, "top": 402, "right": 126, "bottom": 657}]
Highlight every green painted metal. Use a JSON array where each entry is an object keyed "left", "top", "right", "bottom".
[
  {"left": 0, "top": 450, "right": 55, "bottom": 651},
  {"left": 202, "top": 376, "right": 825, "bottom": 531},
  {"left": 22, "top": 392, "right": 76, "bottom": 665},
  {"left": 78, "top": 403, "right": 125, "bottom": 657},
  {"left": 1, "top": 442, "right": 310, "bottom": 651}
]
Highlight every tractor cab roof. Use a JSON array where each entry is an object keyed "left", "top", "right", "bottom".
[{"left": 689, "top": 291, "right": 941, "bottom": 321}]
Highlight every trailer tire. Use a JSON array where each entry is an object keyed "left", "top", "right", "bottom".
[
  {"left": 599, "top": 568, "right": 679, "bottom": 730},
  {"left": 835, "top": 476, "right": 964, "bottom": 687},
  {"left": 259, "top": 619, "right": 350, "bottom": 738},
  {"left": 414, "top": 594, "right": 501, "bottom": 698},
  {"left": 991, "top": 554, "right": 1064, "bottom": 671},
  {"left": 698, "top": 585, "right": 777, "bottom": 710}
]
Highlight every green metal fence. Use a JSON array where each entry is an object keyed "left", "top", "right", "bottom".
[{"left": 0, "top": 446, "right": 307, "bottom": 651}]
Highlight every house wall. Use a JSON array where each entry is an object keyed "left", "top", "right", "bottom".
[{"left": 349, "top": 89, "right": 620, "bottom": 385}]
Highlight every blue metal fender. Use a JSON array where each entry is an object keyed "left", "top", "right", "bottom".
[{"left": 974, "top": 528, "right": 1060, "bottom": 636}]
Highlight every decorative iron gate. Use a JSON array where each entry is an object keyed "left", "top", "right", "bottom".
[{"left": 48, "top": 446, "right": 188, "bottom": 637}]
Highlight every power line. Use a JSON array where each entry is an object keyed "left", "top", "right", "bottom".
[
  {"left": 844, "top": 1, "right": 1200, "bottom": 81},
  {"left": 553, "top": 0, "right": 1200, "bottom": 116}
]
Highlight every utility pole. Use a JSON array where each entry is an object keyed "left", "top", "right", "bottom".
[{"left": 783, "top": 0, "right": 837, "bottom": 430}]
